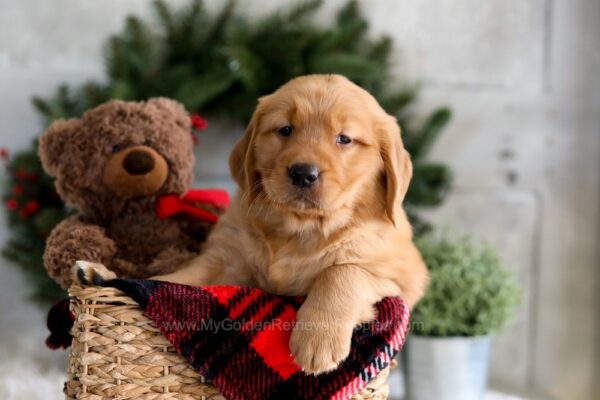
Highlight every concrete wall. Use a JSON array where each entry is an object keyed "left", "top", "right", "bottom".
[{"left": 0, "top": 1, "right": 598, "bottom": 399}]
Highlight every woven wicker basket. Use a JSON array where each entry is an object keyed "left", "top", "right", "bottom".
[{"left": 66, "top": 285, "right": 394, "bottom": 400}]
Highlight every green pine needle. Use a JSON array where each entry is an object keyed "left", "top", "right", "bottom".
[{"left": 405, "top": 108, "right": 452, "bottom": 160}]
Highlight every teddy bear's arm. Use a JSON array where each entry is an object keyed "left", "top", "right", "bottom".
[{"left": 44, "top": 216, "right": 117, "bottom": 289}]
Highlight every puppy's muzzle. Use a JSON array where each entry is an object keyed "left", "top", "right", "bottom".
[{"left": 288, "top": 163, "right": 320, "bottom": 188}]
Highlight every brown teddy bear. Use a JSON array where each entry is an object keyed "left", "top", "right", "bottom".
[{"left": 39, "top": 98, "right": 228, "bottom": 289}]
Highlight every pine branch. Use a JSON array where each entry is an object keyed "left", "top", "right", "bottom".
[
  {"left": 203, "top": 0, "right": 236, "bottom": 45},
  {"left": 405, "top": 208, "right": 432, "bottom": 236},
  {"left": 31, "top": 97, "right": 53, "bottom": 120},
  {"left": 334, "top": 0, "right": 368, "bottom": 47},
  {"left": 380, "top": 89, "right": 417, "bottom": 115},
  {"left": 286, "top": 0, "right": 323, "bottom": 21},
  {"left": 82, "top": 82, "right": 111, "bottom": 108},
  {"left": 174, "top": 72, "right": 235, "bottom": 110},
  {"left": 224, "top": 45, "right": 265, "bottom": 91},
  {"left": 181, "top": 0, "right": 206, "bottom": 34},
  {"left": 406, "top": 163, "right": 453, "bottom": 207},
  {"left": 253, "top": 0, "right": 320, "bottom": 38},
  {"left": 404, "top": 108, "right": 452, "bottom": 160},
  {"left": 153, "top": 0, "right": 176, "bottom": 39},
  {"left": 105, "top": 36, "right": 127, "bottom": 80},
  {"left": 369, "top": 36, "right": 392, "bottom": 65},
  {"left": 122, "top": 17, "right": 156, "bottom": 78}
]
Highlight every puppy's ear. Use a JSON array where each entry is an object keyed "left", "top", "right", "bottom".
[
  {"left": 229, "top": 108, "right": 261, "bottom": 193},
  {"left": 39, "top": 119, "right": 81, "bottom": 176},
  {"left": 378, "top": 115, "right": 413, "bottom": 227}
]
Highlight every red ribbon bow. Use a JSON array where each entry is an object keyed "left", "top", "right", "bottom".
[{"left": 156, "top": 189, "right": 230, "bottom": 223}]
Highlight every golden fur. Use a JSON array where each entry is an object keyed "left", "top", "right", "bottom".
[{"left": 76, "top": 74, "right": 428, "bottom": 374}]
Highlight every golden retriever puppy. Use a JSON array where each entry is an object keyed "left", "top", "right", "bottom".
[{"left": 77, "top": 74, "right": 428, "bottom": 374}]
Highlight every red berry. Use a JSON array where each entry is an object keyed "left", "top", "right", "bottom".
[
  {"left": 15, "top": 168, "right": 28, "bottom": 179},
  {"left": 13, "top": 185, "right": 24, "bottom": 195},
  {"left": 191, "top": 114, "right": 208, "bottom": 130},
  {"left": 6, "top": 199, "right": 18, "bottom": 211},
  {"left": 24, "top": 200, "right": 40, "bottom": 215}
]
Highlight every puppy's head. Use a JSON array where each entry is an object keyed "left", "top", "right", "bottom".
[{"left": 230, "top": 74, "right": 412, "bottom": 227}]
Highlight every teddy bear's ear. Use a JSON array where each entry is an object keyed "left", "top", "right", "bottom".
[
  {"left": 39, "top": 119, "right": 81, "bottom": 176},
  {"left": 146, "top": 97, "right": 191, "bottom": 129}
]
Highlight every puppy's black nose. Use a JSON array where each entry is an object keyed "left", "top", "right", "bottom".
[
  {"left": 288, "top": 163, "right": 320, "bottom": 188},
  {"left": 123, "top": 150, "right": 155, "bottom": 175}
]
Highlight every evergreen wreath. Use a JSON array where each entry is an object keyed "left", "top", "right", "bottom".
[{"left": 1, "top": 0, "right": 452, "bottom": 304}]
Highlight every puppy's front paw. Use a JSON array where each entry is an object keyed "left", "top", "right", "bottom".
[
  {"left": 289, "top": 313, "right": 353, "bottom": 375},
  {"left": 71, "top": 261, "right": 116, "bottom": 286}
]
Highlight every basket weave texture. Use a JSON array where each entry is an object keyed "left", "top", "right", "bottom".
[{"left": 66, "top": 285, "right": 393, "bottom": 400}]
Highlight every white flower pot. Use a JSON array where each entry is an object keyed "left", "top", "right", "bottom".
[{"left": 404, "top": 335, "right": 492, "bottom": 400}]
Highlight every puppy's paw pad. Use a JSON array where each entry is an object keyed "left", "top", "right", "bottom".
[{"left": 72, "top": 261, "right": 116, "bottom": 286}]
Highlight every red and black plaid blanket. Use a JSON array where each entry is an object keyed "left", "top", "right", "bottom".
[{"left": 51, "top": 278, "right": 410, "bottom": 400}]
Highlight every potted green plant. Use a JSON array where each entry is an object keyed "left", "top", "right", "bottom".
[{"left": 403, "top": 234, "right": 520, "bottom": 400}]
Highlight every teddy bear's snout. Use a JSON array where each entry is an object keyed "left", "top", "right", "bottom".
[
  {"left": 102, "top": 145, "right": 169, "bottom": 198},
  {"left": 123, "top": 150, "right": 155, "bottom": 175}
]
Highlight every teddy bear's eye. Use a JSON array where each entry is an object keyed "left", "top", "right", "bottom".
[
  {"left": 111, "top": 145, "right": 121, "bottom": 154},
  {"left": 143, "top": 139, "right": 151, "bottom": 146}
]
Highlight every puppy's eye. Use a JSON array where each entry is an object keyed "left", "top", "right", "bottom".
[
  {"left": 336, "top": 134, "right": 352, "bottom": 145},
  {"left": 111, "top": 145, "right": 121, "bottom": 154},
  {"left": 278, "top": 126, "right": 293, "bottom": 137}
]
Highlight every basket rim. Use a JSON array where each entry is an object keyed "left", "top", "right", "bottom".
[{"left": 68, "top": 284, "right": 137, "bottom": 304}]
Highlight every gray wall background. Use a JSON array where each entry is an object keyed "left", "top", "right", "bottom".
[{"left": 0, "top": 1, "right": 598, "bottom": 399}]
